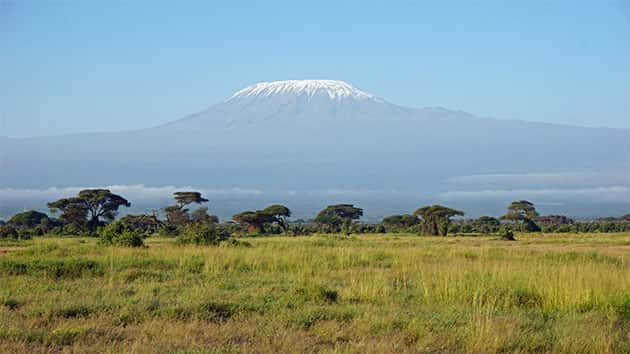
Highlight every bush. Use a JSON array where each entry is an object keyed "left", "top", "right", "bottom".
[
  {"left": 49, "top": 226, "right": 64, "bottom": 235},
  {"left": 176, "top": 223, "right": 231, "bottom": 245},
  {"left": 0, "top": 225, "right": 19, "bottom": 239},
  {"left": 98, "top": 221, "right": 144, "bottom": 247},
  {"left": 500, "top": 230, "right": 516, "bottom": 241},
  {"left": 63, "top": 223, "right": 85, "bottom": 236},
  {"left": 16, "top": 228, "right": 34, "bottom": 240}
]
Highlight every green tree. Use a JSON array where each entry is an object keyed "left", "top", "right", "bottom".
[
  {"left": 501, "top": 200, "right": 541, "bottom": 232},
  {"left": 473, "top": 216, "right": 500, "bottom": 234},
  {"left": 48, "top": 189, "right": 130, "bottom": 231},
  {"left": 48, "top": 197, "right": 88, "bottom": 229},
  {"left": 314, "top": 204, "right": 363, "bottom": 234},
  {"left": 8, "top": 210, "right": 50, "bottom": 228},
  {"left": 117, "top": 214, "right": 163, "bottom": 236},
  {"left": 260, "top": 205, "right": 291, "bottom": 233},
  {"left": 173, "top": 191, "right": 209, "bottom": 209},
  {"left": 232, "top": 205, "right": 292, "bottom": 234},
  {"left": 233, "top": 211, "right": 265, "bottom": 233},
  {"left": 414, "top": 205, "right": 464, "bottom": 236},
  {"left": 191, "top": 206, "right": 219, "bottom": 225},
  {"left": 164, "top": 191, "right": 209, "bottom": 226}
]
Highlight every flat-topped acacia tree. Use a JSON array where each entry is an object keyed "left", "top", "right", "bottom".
[
  {"left": 261, "top": 205, "right": 291, "bottom": 233},
  {"left": 48, "top": 189, "right": 130, "bottom": 231},
  {"left": 233, "top": 205, "right": 291, "bottom": 234},
  {"left": 173, "top": 192, "right": 209, "bottom": 210},
  {"left": 501, "top": 200, "right": 541, "bottom": 232},
  {"left": 315, "top": 204, "right": 363, "bottom": 235},
  {"left": 232, "top": 211, "right": 265, "bottom": 234},
  {"left": 413, "top": 205, "right": 464, "bottom": 236},
  {"left": 164, "top": 191, "right": 209, "bottom": 226}
]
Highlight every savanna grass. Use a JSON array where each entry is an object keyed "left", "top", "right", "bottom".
[{"left": 0, "top": 233, "right": 628, "bottom": 353}]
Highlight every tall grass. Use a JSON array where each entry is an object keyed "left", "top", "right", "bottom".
[{"left": 0, "top": 233, "right": 629, "bottom": 352}]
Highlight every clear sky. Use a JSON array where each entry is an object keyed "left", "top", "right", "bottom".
[{"left": 1, "top": 0, "right": 629, "bottom": 137}]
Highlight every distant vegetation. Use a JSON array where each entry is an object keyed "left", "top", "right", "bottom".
[{"left": 1, "top": 189, "right": 629, "bottom": 246}]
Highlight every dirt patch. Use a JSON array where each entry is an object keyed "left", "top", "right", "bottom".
[{"left": 0, "top": 247, "right": 26, "bottom": 254}]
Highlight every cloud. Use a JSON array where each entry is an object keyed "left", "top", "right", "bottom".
[
  {"left": 0, "top": 185, "right": 412, "bottom": 204},
  {"left": 448, "top": 171, "right": 629, "bottom": 187},
  {"left": 446, "top": 171, "right": 630, "bottom": 193},
  {"left": 440, "top": 186, "right": 630, "bottom": 203},
  {"left": 0, "top": 184, "right": 263, "bottom": 202}
]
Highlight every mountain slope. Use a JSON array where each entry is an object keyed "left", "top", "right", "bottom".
[{"left": 1, "top": 80, "right": 628, "bottom": 217}]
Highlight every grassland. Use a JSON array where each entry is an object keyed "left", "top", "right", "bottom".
[{"left": 1, "top": 233, "right": 629, "bottom": 353}]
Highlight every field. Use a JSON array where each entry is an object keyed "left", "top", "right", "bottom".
[{"left": 1, "top": 233, "right": 629, "bottom": 353}]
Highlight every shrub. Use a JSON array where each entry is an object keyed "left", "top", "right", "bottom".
[
  {"left": 98, "top": 221, "right": 144, "bottom": 247},
  {"left": 176, "top": 223, "right": 230, "bottom": 245},
  {"left": 0, "top": 225, "right": 19, "bottom": 239},
  {"left": 49, "top": 226, "right": 64, "bottom": 235},
  {"left": 2, "top": 298, "right": 19, "bottom": 310},
  {"left": 500, "top": 230, "right": 516, "bottom": 241},
  {"left": 17, "top": 228, "right": 34, "bottom": 240},
  {"left": 63, "top": 223, "right": 84, "bottom": 236}
]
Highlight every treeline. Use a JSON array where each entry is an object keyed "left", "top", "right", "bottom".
[{"left": 1, "top": 189, "right": 629, "bottom": 246}]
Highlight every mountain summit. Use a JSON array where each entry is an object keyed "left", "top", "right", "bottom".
[
  {"left": 225, "top": 80, "right": 382, "bottom": 102},
  {"left": 168, "top": 79, "right": 414, "bottom": 129}
]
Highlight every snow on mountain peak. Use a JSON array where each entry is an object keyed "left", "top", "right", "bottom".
[{"left": 225, "top": 80, "right": 381, "bottom": 102}]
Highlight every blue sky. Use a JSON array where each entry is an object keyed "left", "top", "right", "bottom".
[{"left": 1, "top": 0, "right": 629, "bottom": 137}]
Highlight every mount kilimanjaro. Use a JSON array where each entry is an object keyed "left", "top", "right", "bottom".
[{"left": 1, "top": 80, "right": 628, "bottom": 218}]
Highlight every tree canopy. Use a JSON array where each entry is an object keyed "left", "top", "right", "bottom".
[
  {"left": 233, "top": 211, "right": 265, "bottom": 233},
  {"left": 473, "top": 216, "right": 500, "bottom": 234},
  {"left": 414, "top": 205, "right": 464, "bottom": 236},
  {"left": 8, "top": 210, "right": 49, "bottom": 228},
  {"left": 381, "top": 214, "right": 419, "bottom": 228},
  {"left": 233, "top": 205, "right": 292, "bottom": 234},
  {"left": 164, "top": 191, "right": 209, "bottom": 226},
  {"left": 501, "top": 200, "right": 541, "bottom": 232},
  {"left": 173, "top": 191, "right": 209, "bottom": 210},
  {"left": 315, "top": 204, "right": 363, "bottom": 226},
  {"left": 191, "top": 207, "right": 219, "bottom": 225},
  {"left": 48, "top": 189, "right": 130, "bottom": 231},
  {"left": 314, "top": 204, "right": 363, "bottom": 234}
]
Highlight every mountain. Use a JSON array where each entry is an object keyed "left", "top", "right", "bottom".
[{"left": 1, "top": 80, "right": 629, "bottom": 218}]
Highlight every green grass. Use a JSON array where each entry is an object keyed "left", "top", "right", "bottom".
[{"left": 1, "top": 233, "right": 629, "bottom": 353}]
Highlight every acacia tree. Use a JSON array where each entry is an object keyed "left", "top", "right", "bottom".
[
  {"left": 314, "top": 204, "right": 363, "bottom": 234},
  {"left": 174, "top": 192, "right": 209, "bottom": 209},
  {"left": 232, "top": 205, "right": 291, "bottom": 234},
  {"left": 413, "top": 205, "right": 464, "bottom": 236},
  {"left": 501, "top": 200, "right": 541, "bottom": 232},
  {"left": 233, "top": 211, "right": 265, "bottom": 233},
  {"left": 48, "top": 197, "right": 88, "bottom": 229},
  {"left": 164, "top": 191, "right": 209, "bottom": 226},
  {"left": 261, "top": 205, "right": 291, "bottom": 233},
  {"left": 48, "top": 189, "right": 130, "bottom": 231}
]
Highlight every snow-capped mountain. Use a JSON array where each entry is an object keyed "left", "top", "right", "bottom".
[
  {"left": 1, "top": 80, "right": 629, "bottom": 218},
  {"left": 162, "top": 80, "right": 415, "bottom": 130},
  {"left": 226, "top": 80, "right": 380, "bottom": 102},
  {"left": 157, "top": 80, "right": 483, "bottom": 139}
]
